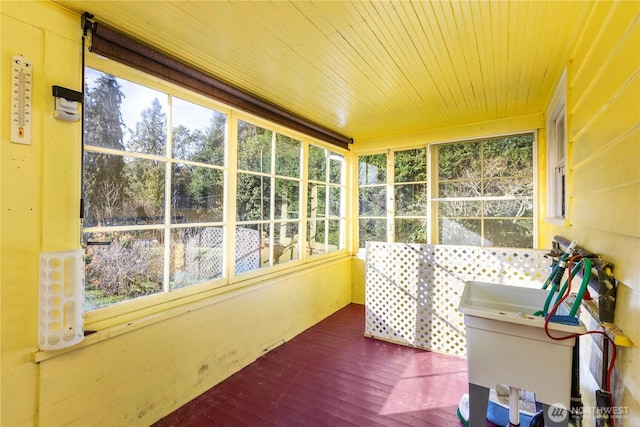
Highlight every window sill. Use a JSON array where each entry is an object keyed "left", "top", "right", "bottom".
[
  {"left": 544, "top": 216, "right": 570, "bottom": 227},
  {"left": 33, "top": 281, "right": 259, "bottom": 363},
  {"left": 32, "top": 252, "right": 350, "bottom": 363}
]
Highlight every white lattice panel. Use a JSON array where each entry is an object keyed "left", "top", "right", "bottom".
[
  {"left": 180, "top": 227, "right": 261, "bottom": 280},
  {"left": 365, "top": 243, "right": 551, "bottom": 357},
  {"left": 185, "top": 227, "right": 223, "bottom": 280},
  {"left": 235, "top": 227, "right": 261, "bottom": 274}
]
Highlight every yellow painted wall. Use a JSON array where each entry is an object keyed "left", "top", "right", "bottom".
[
  {"left": 2, "top": 2, "right": 82, "bottom": 425},
  {"left": 2, "top": 1, "right": 638, "bottom": 426},
  {"left": 37, "top": 259, "right": 351, "bottom": 425},
  {"left": 1, "top": 2, "right": 351, "bottom": 426},
  {"left": 541, "top": 2, "right": 639, "bottom": 424}
]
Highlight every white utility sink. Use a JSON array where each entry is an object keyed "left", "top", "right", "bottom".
[{"left": 458, "top": 281, "right": 586, "bottom": 427}]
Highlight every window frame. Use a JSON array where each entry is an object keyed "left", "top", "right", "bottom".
[
  {"left": 545, "top": 70, "right": 568, "bottom": 225},
  {"left": 82, "top": 53, "right": 350, "bottom": 325},
  {"left": 431, "top": 134, "right": 536, "bottom": 248},
  {"left": 356, "top": 132, "right": 538, "bottom": 251},
  {"left": 356, "top": 151, "right": 390, "bottom": 247},
  {"left": 82, "top": 64, "right": 233, "bottom": 310},
  {"left": 306, "top": 144, "right": 347, "bottom": 257},
  {"left": 392, "top": 147, "right": 429, "bottom": 244},
  {"left": 233, "top": 118, "right": 305, "bottom": 276}
]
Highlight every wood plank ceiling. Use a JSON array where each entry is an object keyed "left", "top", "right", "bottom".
[{"left": 54, "top": 0, "right": 593, "bottom": 143}]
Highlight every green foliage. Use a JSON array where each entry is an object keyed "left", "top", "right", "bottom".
[
  {"left": 358, "top": 153, "right": 387, "bottom": 185},
  {"left": 126, "top": 98, "right": 166, "bottom": 155},
  {"left": 83, "top": 74, "right": 127, "bottom": 226},
  {"left": 275, "top": 133, "right": 301, "bottom": 178},
  {"left": 483, "top": 135, "right": 533, "bottom": 177},
  {"left": 236, "top": 123, "right": 305, "bottom": 227},
  {"left": 395, "top": 184, "right": 427, "bottom": 215},
  {"left": 329, "top": 153, "right": 344, "bottom": 184},
  {"left": 275, "top": 178, "right": 300, "bottom": 219},
  {"left": 485, "top": 218, "right": 533, "bottom": 247},
  {"left": 328, "top": 220, "right": 342, "bottom": 246},
  {"left": 172, "top": 124, "right": 202, "bottom": 160},
  {"left": 187, "top": 168, "right": 224, "bottom": 219},
  {"left": 359, "top": 186, "right": 386, "bottom": 216},
  {"left": 84, "top": 74, "right": 125, "bottom": 150},
  {"left": 172, "top": 112, "right": 226, "bottom": 222},
  {"left": 236, "top": 121, "right": 276, "bottom": 226},
  {"left": 308, "top": 145, "right": 327, "bottom": 181},
  {"left": 395, "top": 218, "right": 427, "bottom": 243},
  {"left": 358, "top": 219, "right": 386, "bottom": 248},
  {"left": 191, "top": 112, "right": 226, "bottom": 166},
  {"left": 394, "top": 148, "right": 427, "bottom": 182},
  {"left": 237, "top": 173, "right": 271, "bottom": 221},
  {"left": 237, "top": 120, "right": 272, "bottom": 172},
  {"left": 438, "top": 141, "right": 481, "bottom": 180},
  {"left": 122, "top": 98, "right": 167, "bottom": 219}
]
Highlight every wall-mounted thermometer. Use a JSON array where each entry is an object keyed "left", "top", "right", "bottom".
[{"left": 11, "top": 55, "right": 33, "bottom": 145}]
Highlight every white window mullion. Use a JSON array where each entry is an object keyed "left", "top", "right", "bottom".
[
  {"left": 480, "top": 140, "right": 486, "bottom": 246},
  {"left": 325, "top": 153, "right": 331, "bottom": 251},
  {"left": 426, "top": 144, "right": 434, "bottom": 244},
  {"left": 163, "top": 96, "right": 174, "bottom": 292},
  {"left": 352, "top": 151, "right": 360, "bottom": 252},
  {"left": 386, "top": 149, "right": 394, "bottom": 242},
  {"left": 338, "top": 154, "right": 347, "bottom": 251},
  {"left": 299, "top": 141, "right": 309, "bottom": 262},
  {"left": 225, "top": 111, "right": 238, "bottom": 283},
  {"left": 532, "top": 131, "right": 540, "bottom": 246},
  {"left": 268, "top": 132, "right": 277, "bottom": 266}
]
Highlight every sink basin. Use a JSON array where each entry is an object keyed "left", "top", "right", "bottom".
[{"left": 459, "top": 280, "right": 586, "bottom": 334}]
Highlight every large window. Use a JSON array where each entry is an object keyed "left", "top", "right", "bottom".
[
  {"left": 394, "top": 148, "right": 428, "bottom": 243},
  {"left": 358, "top": 153, "right": 388, "bottom": 246},
  {"left": 83, "top": 69, "right": 228, "bottom": 309},
  {"left": 307, "top": 145, "right": 346, "bottom": 256},
  {"left": 235, "top": 120, "right": 302, "bottom": 273},
  {"left": 358, "top": 133, "right": 535, "bottom": 249},
  {"left": 82, "top": 67, "right": 347, "bottom": 311},
  {"left": 435, "top": 135, "right": 534, "bottom": 247}
]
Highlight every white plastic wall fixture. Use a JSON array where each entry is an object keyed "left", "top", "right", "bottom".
[{"left": 38, "top": 249, "right": 85, "bottom": 350}]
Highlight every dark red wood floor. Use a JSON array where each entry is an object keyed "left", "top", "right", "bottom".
[{"left": 153, "top": 303, "right": 475, "bottom": 427}]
